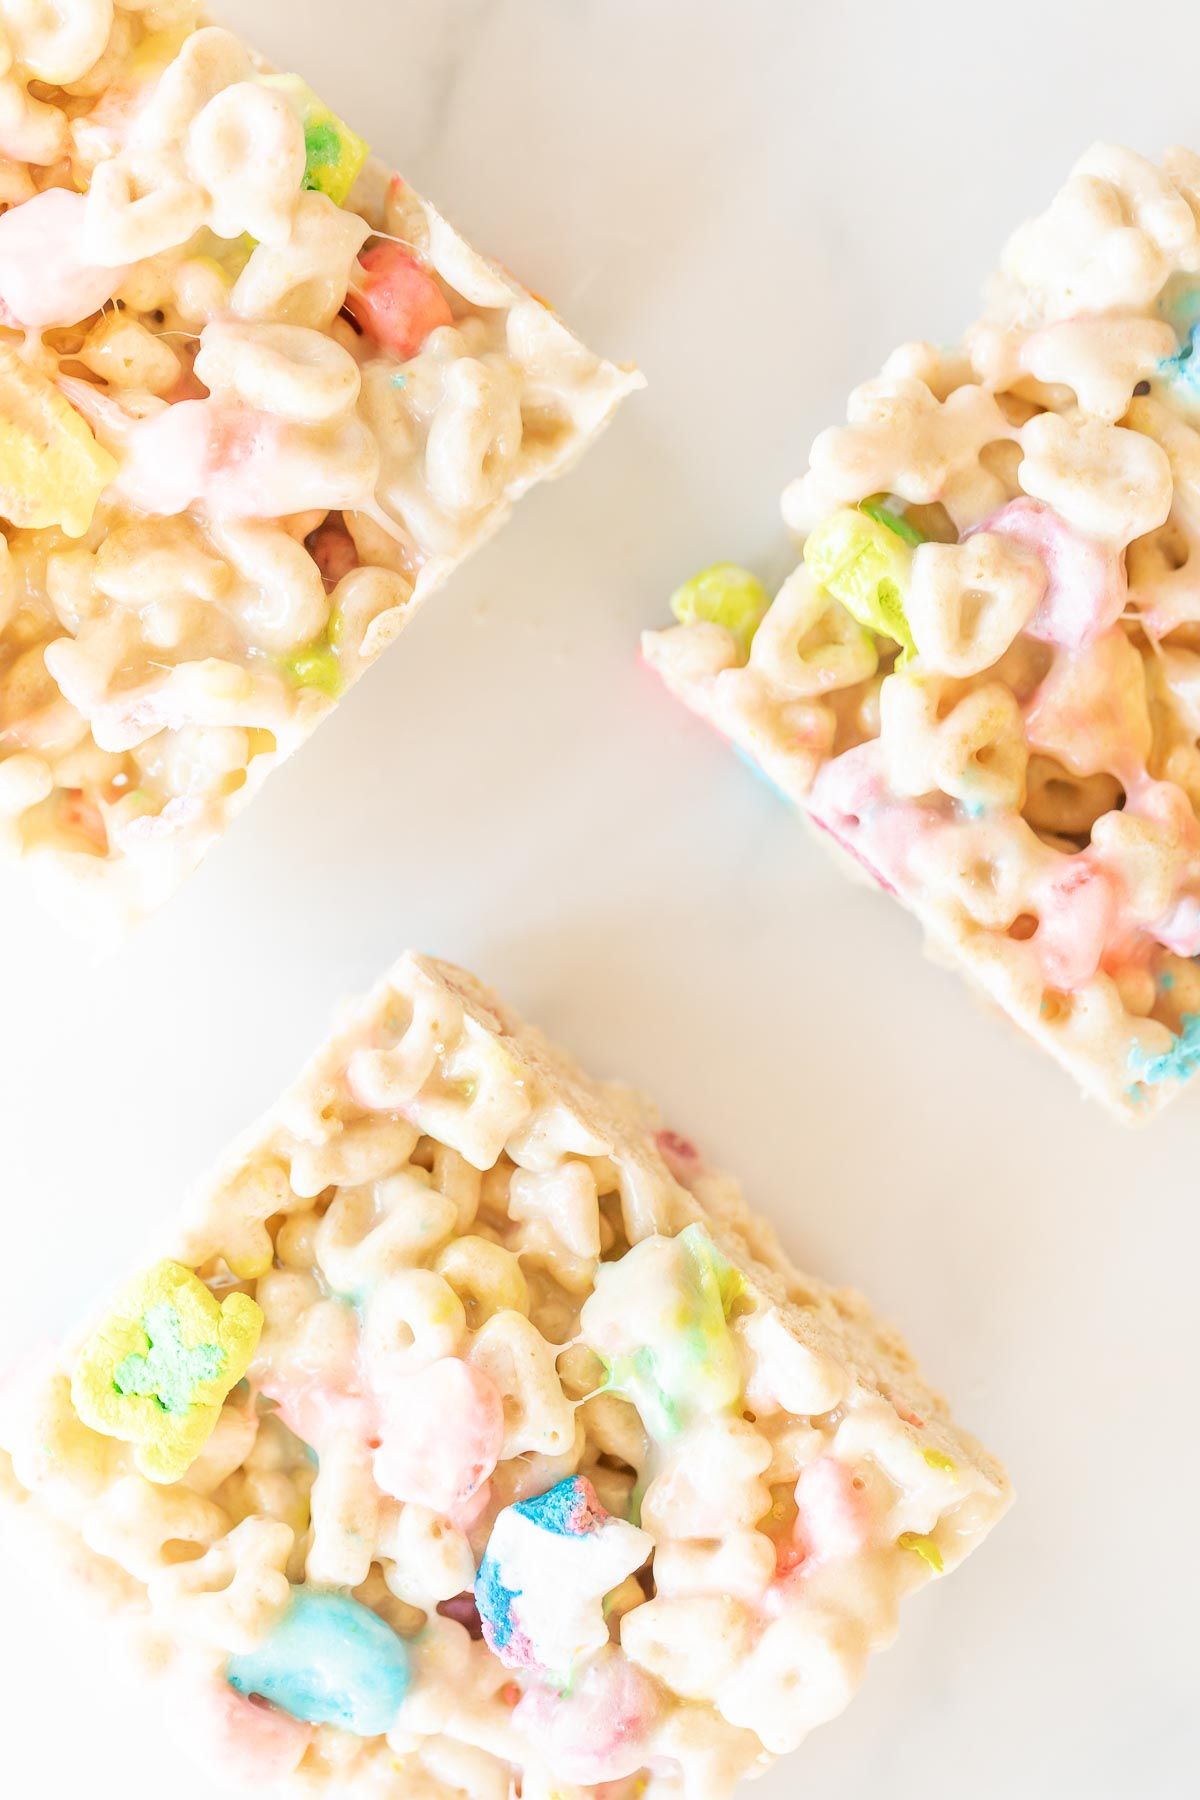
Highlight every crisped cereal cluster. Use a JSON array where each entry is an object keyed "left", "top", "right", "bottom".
[
  {"left": 645, "top": 143, "right": 1200, "bottom": 1119},
  {"left": 0, "top": 954, "right": 1009, "bottom": 1800},
  {"left": 0, "top": 6, "right": 638, "bottom": 935}
]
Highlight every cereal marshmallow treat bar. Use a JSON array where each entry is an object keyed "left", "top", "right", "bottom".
[
  {"left": 645, "top": 143, "right": 1200, "bottom": 1119},
  {"left": 0, "top": 953, "right": 1009, "bottom": 1800},
  {"left": 0, "top": 8, "right": 639, "bottom": 934}
]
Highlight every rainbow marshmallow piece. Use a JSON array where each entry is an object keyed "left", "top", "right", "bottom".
[
  {"left": 476, "top": 1476, "right": 652, "bottom": 1677},
  {"left": 71, "top": 1259, "right": 262, "bottom": 1482}
]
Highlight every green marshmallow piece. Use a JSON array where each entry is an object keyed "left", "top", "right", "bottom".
[
  {"left": 281, "top": 640, "right": 343, "bottom": 698},
  {"left": 858, "top": 494, "right": 927, "bottom": 548},
  {"left": 669, "top": 562, "right": 770, "bottom": 654},
  {"left": 304, "top": 120, "right": 343, "bottom": 174},
  {"left": 262, "top": 74, "right": 370, "bottom": 208},
  {"left": 803, "top": 507, "right": 917, "bottom": 655},
  {"left": 114, "top": 1304, "right": 225, "bottom": 1415}
]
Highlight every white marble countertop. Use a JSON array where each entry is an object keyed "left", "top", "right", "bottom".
[{"left": 1, "top": 3, "right": 1197, "bottom": 1797}]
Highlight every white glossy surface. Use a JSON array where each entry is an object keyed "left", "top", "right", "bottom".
[{"left": 1, "top": 2, "right": 1197, "bottom": 1796}]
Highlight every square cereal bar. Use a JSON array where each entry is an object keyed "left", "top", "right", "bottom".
[
  {"left": 645, "top": 142, "right": 1200, "bottom": 1120},
  {"left": 0, "top": 10, "right": 639, "bottom": 936},
  {"left": 0, "top": 953, "right": 1009, "bottom": 1800}
]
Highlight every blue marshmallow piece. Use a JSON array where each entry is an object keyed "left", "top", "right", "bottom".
[
  {"left": 226, "top": 1586, "right": 410, "bottom": 1735},
  {"left": 509, "top": 1472, "right": 606, "bottom": 1537},
  {"left": 1127, "top": 1011, "right": 1200, "bottom": 1090}
]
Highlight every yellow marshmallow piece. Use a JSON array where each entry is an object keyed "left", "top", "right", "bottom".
[
  {"left": 0, "top": 347, "right": 117, "bottom": 538},
  {"left": 72, "top": 1260, "right": 263, "bottom": 1483}
]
